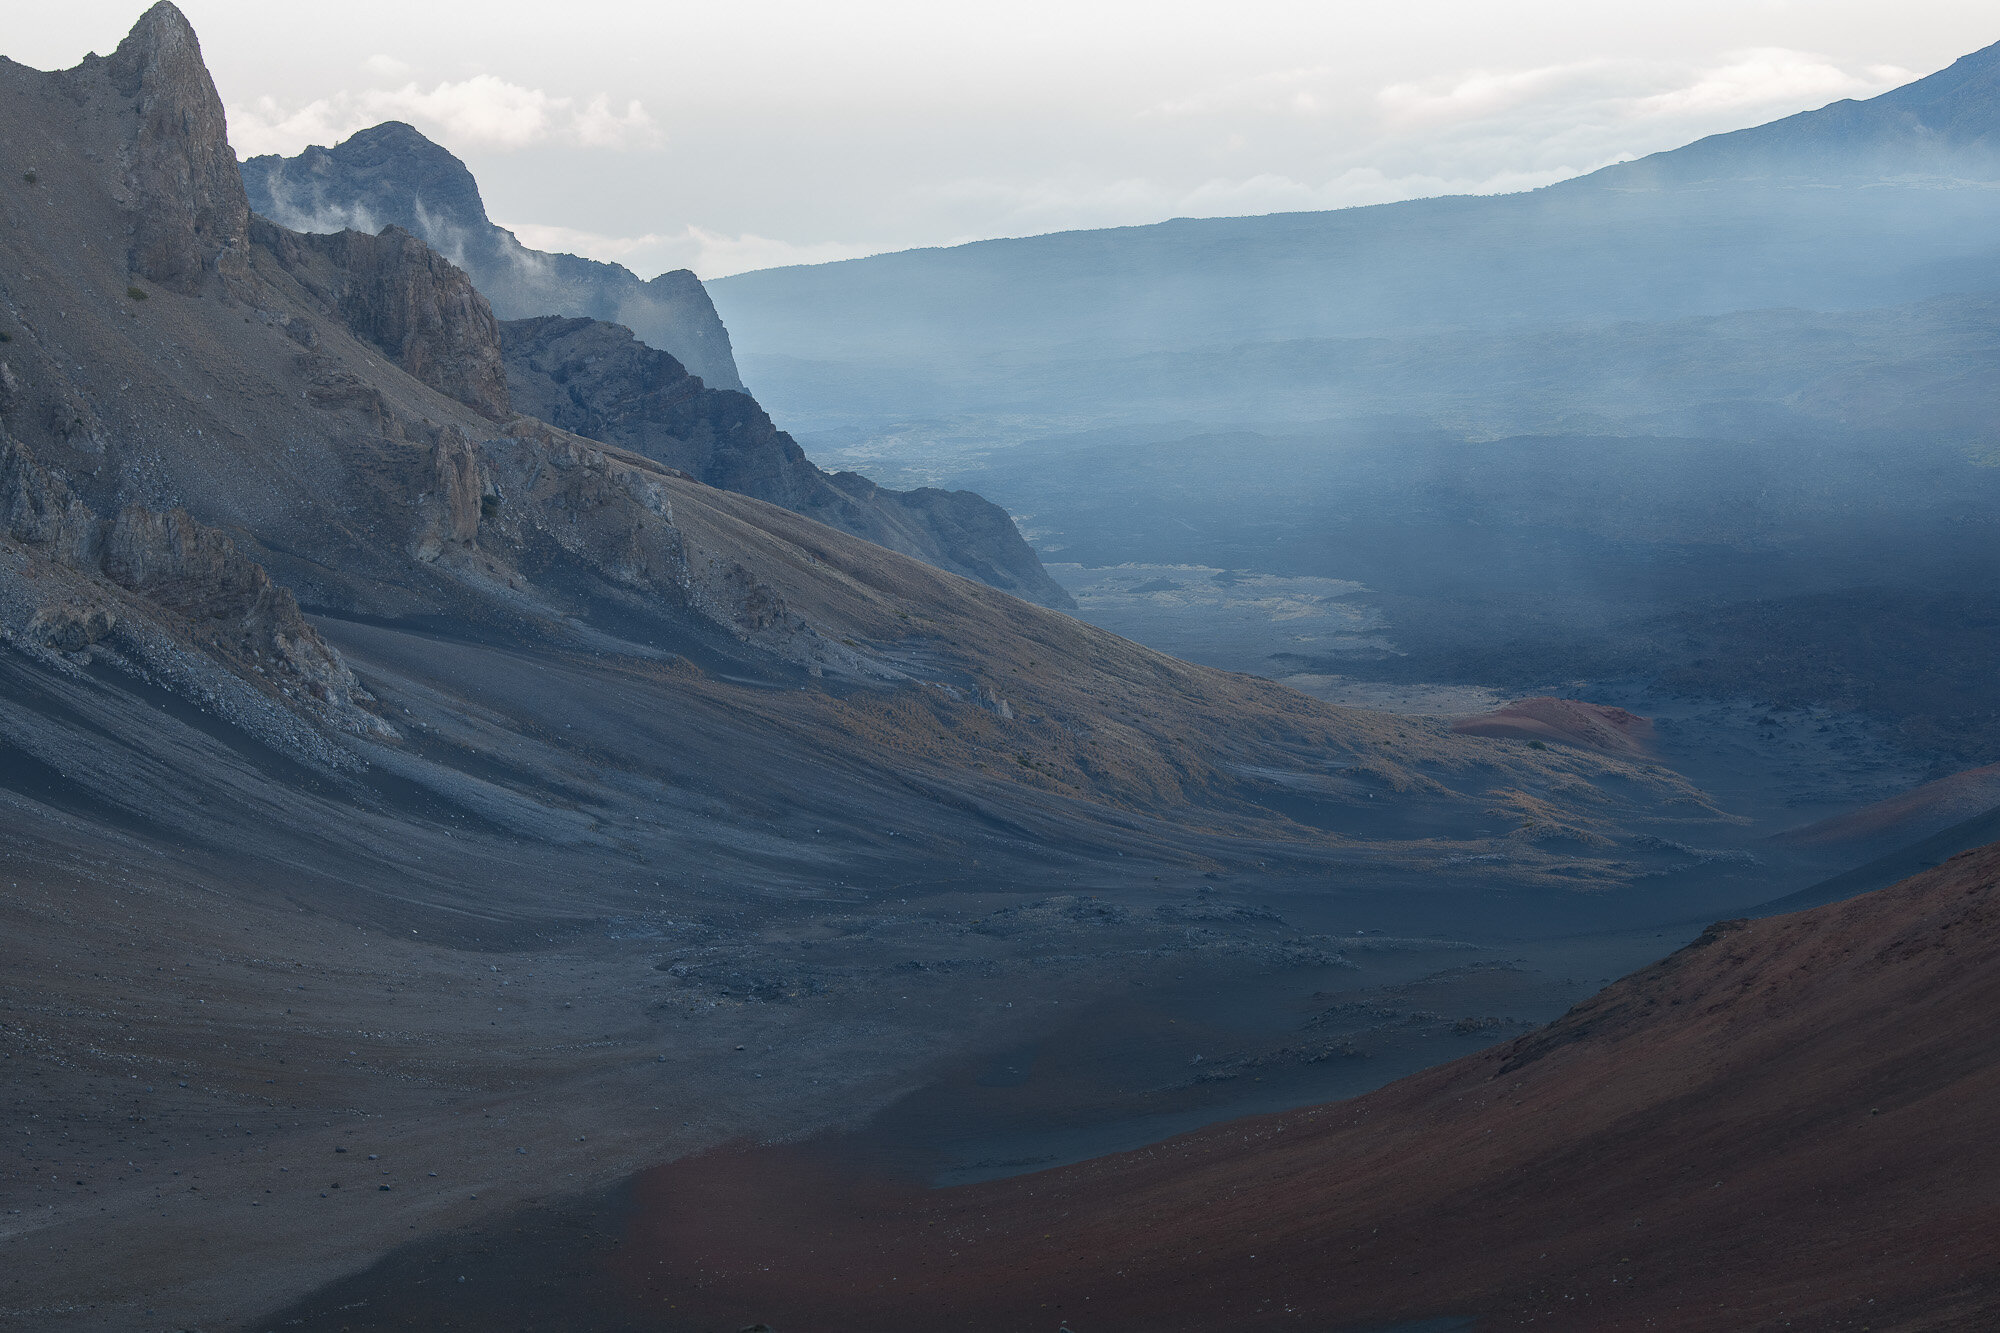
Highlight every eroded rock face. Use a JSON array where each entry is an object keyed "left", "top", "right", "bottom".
[
  {"left": 241, "top": 121, "right": 746, "bottom": 391},
  {"left": 0, "top": 426, "right": 379, "bottom": 733},
  {"left": 267, "top": 224, "right": 511, "bottom": 420},
  {"left": 502, "top": 315, "right": 1075, "bottom": 609},
  {"left": 100, "top": 2, "right": 250, "bottom": 294},
  {"left": 1, "top": 427, "right": 96, "bottom": 559}
]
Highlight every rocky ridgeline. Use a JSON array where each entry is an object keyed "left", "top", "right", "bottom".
[
  {"left": 238, "top": 122, "right": 1072, "bottom": 607},
  {"left": 502, "top": 316, "right": 1074, "bottom": 606},
  {"left": 0, "top": 2, "right": 868, "bottom": 738},
  {"left": 241, "top": 121, "right": 745, "bottom": 391},
  {"left": 94, "top": 0, "right": 251, "bottom": 294}
]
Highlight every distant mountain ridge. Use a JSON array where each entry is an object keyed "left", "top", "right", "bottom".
[
  {"left": 240, "top": 121, "right": 744, "bottom": 391},
  {"left": 705, "top": 38, "right": 2000, "bottom": 435},
  {"left": 500, "top": 315, "right": 1074, "bottom": 606},
  {"left": 1588, "top": 38, "right": 2000, "bottom": 188}
]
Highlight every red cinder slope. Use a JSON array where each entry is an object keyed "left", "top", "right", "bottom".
[
  {"left": 619, "top": 843, "right": 2000, "bottom": 1332},
  {"left": 1450, "top": 696, "right": 1655, "bottom": 756}
]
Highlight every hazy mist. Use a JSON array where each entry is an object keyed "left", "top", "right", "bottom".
[{"left": 12, "top": 1, "right": 2000, "bottom": 276}]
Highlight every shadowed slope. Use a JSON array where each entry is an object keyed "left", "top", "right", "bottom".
[{"left": 294, "top": 843, "right": 1999, "bottom": 1333}]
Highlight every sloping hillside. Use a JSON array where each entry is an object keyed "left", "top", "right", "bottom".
[
  {"left": 308, "top": 842, "right": 2000, "bottom": 1332},
  {"left": 499, "top": 313, "right": 1073, "bottom": 606},
  {"left": 0, "top": 11, "right": 1782, "bottom": 1331}
]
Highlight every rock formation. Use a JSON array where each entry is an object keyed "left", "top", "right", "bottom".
[
  {"left": 238, "top": 124, "right": 1073, "bottom": 606},
  {"left": 94, "top": 1, "right": 251, "bottom": 294},
  {"left": 240, "top": 120, "right": 744, "bottom": 391},
  {"left": 0, "top": 425, "right": 383, "bottom": 740},
  {"left": 255, "top": 219, "right": 511, "bottom": 420},
  {"left": 502, "top": 315, "right": 1075, "bottom": 607}
]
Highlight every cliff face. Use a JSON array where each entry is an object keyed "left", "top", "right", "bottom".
[
  {"left": 240, "top": 121, "right": 745, "bottom": 391},
  {"left": 237, "top": 124, "right": 1072, "bottom": 606},
  {"left": 94, "top": 2, "right": 251, "bottom": 294},
  {"left": 256, "top": 220, "right": 512, "bottom": 420},
  {"left": 502, "top": 314, "right": 1076, "bottom": 608}
]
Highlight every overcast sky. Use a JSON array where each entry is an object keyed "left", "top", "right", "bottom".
[{"left": 13, "top": 2, "right": 1999, "bottom": 278}]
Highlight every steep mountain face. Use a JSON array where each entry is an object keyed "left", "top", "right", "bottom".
[
  {"left": 0, "top": 425, "right": 384, "bottom": 752},
  {"left": 239, "top": 123, "right": 1074, "bottom": 608},
  {"left": 501, "top": 314, "right": 1074, "bottom": 606},
  {"left": 240, "top": 120, "right": 744, "bottom": 391},
  {"left": 369, "top": 842, "right": 2000, "bottom": 1332},
  {"left": 109, "top": 0, "right": 251, "bottom": 294}
]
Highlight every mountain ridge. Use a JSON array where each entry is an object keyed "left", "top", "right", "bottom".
[
  {"left": 239, "top": 121, "right": 1074, "bottom": 607},
  {"left": 705, "top": 36, "right": 2000, "bottom": 429},
  {"left": 242, "top": 119, "right": 745, "bottom": 390},
  {"left": 0, "top": 10, "right": 1883, "bottom": 1332},
  {"left": 1583, "top": 37, "right": 2000, "bottom": 189}
]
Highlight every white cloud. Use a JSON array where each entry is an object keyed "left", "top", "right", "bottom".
[
  {"left": 1628, "top": 49, "right": 1911, "bottom": 118},
  {"left": 1379, "top": 60, "right": 1625, "bottom": 125},
  {"left": 1375, "top": 48, "right": 1908, "bottom": 137},
  {"left": 226, "top": 77, "right": 661, "bottom": 157},
  {"left": 1150, "top": 66, "right": 1344, "bottom": 119},
  {"left": 571, "top": 96, "right": 658, "bottom": 149},
  {"left": 502, "top": 221, "right": 877, "bottom": 280},
  {"left": 362, "top": 53, "right": 412, "bottom": 81}
]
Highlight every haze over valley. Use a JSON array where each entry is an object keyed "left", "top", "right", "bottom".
[{"left": 4, "top": 6, "right": 2000, "bottom": 1331}]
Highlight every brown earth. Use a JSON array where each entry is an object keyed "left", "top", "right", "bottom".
[
  {"left": 1452, "top": 697, "right": 1656, "bottom": 757},
  {"left": 1775, "top": 762, "right": 2000, "bottom": 854},
  {"left": 270, "top": 841, "right": 2000, "bottom": 1332}
]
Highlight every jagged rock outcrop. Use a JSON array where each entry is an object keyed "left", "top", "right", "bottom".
[
  {"left": 501, "top": 315, "right": 1075, "bottom": 608},
  {"left": 234, "top": 125, "right": 1069, "bottom": 605},
  {"left": 87, "top": 2, "right": 251, "bottom": 293},
  {"left": 255, "top": 221, "right": 510, "bottom": 419},
  {"left": 1, "top": 422, "right": 97, "bottom": 558},
  {"left": 0, "top": 425, "right": 382, "bottom": 738},
  {"left": 241, "top": 121, "right": 744, "bottom": 390},
  {"left": 419, "top": 427, "right": 485, "bottom": 554}
]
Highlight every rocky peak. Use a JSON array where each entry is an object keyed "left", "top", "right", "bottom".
[
  {"left": 244, "top": 120, "right": 492, "bottom": 246},
  {"left": 241, "top": 123, "right": 746, "bottom": 390},
  {"left": 101, "top": 2, "right": 250, "bottom": 293}
]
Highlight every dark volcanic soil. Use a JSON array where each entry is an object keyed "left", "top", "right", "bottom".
[{"left": 259, "top": 843, "right": 2000, "bottom": 1333}]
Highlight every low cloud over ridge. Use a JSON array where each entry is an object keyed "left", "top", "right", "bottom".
[{"left": 229, "top": 72, "right": 658, "bottom": 156}]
